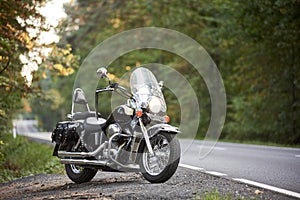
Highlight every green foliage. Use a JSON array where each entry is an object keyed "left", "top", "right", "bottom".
[
  {"left": 215, "top": 0, "right": 300, "bottom": 144},
  {"left": 29, "top": 45, "right": 80, "bottom": 131},
  {"left": 194, "top": 189, "right": 232, "bottom": 200},
  {"left": 30, "top": 89, "right": 65, "bottom": 131},
  {"left": 0, "top": 0, "right": 80, "bottom": 132},
  {"left": 30, "top": 0, "right": 300, "bottom": 144},
  {"left": 0, "top": 133, "right": 64, "bottom": 183},
  {"left": 59, "top": 0, "right": 214, "bottom": 138},
  {"left": 0, "top": 0, "right": 47, "bottom": 132}
]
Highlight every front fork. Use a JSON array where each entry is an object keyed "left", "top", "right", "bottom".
[{"left": 138, "top": 118, "right": 154, "bottom": 155}]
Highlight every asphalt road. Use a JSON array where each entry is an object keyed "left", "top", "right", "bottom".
[
  {"left": 180, "top": 139, "right": 300, "bottom": 193},
  {"left": 1, "top": 168, "right": 295, "bottom": 199},
  {"left": 14, "top": 120, "right": 52, "bottom": 143},
  {"left": 14, "top": 120, "right": 300, "bottom": 194}
]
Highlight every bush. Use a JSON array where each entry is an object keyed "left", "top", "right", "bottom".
[{"left": 0, "top": 133, "right": 64, "bottom": 183}]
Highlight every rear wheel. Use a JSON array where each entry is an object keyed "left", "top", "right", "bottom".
[
  {"left": 139, "top": 132, "right": 180, "bottom": 183},
  {"left": 64, "top": 144, "right": 97, "bottom": 184},
  {"left": 65, "top": 164, "right": 97, "bottom": 184}
]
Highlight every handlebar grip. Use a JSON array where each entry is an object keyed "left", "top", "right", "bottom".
[{"left": 110, "top": 83, "right": 119, "bottom": 89}]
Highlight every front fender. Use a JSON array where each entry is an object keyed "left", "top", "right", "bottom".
[
  {"left": 147, "top": 123, "right": 181, "bottom": 138},
  {"left": 135, "top": 123, "right": 181, "bottom": 164}
]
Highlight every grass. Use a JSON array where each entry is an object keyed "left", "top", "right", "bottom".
[
  {"left": 194, "top": 189, "right": 234, "bottom": 200},
  {"left": 0, "top": 133, "right": 64, "bottom": 183},
  {"left": 195, "top": 189, "right": 255, "bottom": 200}
]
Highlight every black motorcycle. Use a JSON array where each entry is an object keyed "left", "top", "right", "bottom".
[{"left": 51, "top": 67, "right": 181, "bottom": 183}]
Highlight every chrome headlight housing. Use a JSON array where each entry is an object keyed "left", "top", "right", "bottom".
[{"left": 148, "top": 96, "right": 162, "bottom": 114}]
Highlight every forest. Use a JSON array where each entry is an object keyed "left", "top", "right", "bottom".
[{"left": 1, "top": 0, "right": 299, "bottom": 145}]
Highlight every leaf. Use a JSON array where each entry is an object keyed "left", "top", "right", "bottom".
[{"left": 254, "top": 189, "right": 263, "bottom": 195}]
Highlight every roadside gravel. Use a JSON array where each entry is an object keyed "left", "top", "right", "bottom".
[{"left": 0, "top": 167, "right": 296, "bottom": 200}]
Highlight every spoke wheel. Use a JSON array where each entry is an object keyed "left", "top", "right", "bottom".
[
  {"left": 139, "top": 132, "right": 180, "bottom": 183},
  {"left": 65, "top": 164, "right": 97, "bottom": 184},
  {"left": 142, "top": 134, "right": 170, "bottom": 176},
  {"left": 70, "top": 164, "right": 83, "bottom": 174},
  {"left": 64, "top": 146, "right": 97, "bottom": 184}
]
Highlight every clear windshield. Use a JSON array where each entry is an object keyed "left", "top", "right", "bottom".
[{"left": 130, "top": 67, "right": 166, "bottom": 113}]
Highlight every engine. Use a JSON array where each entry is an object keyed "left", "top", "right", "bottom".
[{"left": 106, "top": 124, "right": 122, "bottom": 138}]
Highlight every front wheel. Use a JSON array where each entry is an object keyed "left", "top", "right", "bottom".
[
  {"left": 139, "top": 132, "right": 181, "bottom": 183},
  {"left": 65, "top": 164, "right": 97, "bottom": 184}
]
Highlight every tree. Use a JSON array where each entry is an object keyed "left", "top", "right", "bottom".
[
  {"left": 0, "top": 0, "right": 80, "bottom": 132},
  {"left": 48, "top": 0, "right": 299, "bottom": 144},
  {"left": 0, "top": 0, "right": 47, "bottom": 132},
  {"left": 29, "top": 44, "right": 80, "bottom": 131},
  {"left": 60, "top": 0, "right": 217, "bottom": 137},
  {"left": 215, "top": 0, "right": 300, "bottom": 144}
]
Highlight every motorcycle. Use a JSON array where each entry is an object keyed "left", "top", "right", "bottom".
[{"left": 51, "top": 67, "right": 181, "bottom": 183}]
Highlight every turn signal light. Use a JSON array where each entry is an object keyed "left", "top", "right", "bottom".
[
  {"left": 136, "top": 110, "right": 143, "bottom": 117},
  {"left": 165, "top": 115, "right": 170, "bottom": 123}
]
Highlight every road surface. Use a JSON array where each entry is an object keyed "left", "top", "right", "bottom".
[
  {"left": 14, "top": 120, "right": 300, "bottom": 196},
  {"left": 180, "top": 139, "right": 300, "bottom": 193},
  {"left": 14, "top": 120, "right": 52, "bottom": 143},
  {"left": 0, "top": 168, "right": 295, "bottom": 199}
]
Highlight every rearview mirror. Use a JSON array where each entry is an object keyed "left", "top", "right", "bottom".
[
  {"left": 159, "top": 81, "right": 164, "bottom": 89},
  {"left": 96, "top": 67, "right": 107, "bottom": 79}
]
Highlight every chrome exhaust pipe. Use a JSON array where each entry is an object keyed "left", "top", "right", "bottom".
[
  {"left": 60, "top": 158, "right": 108, "bottom": 166},
  {"left": 58, "top": 151, "right": 94, "bottom": 158},
  {"left": 58, "top": 141, "right": 107, "bottom": 158},
  {"left": 60, "top": 158, "right": 140, "bottom": 171}
]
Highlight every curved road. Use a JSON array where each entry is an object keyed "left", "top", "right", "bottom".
[{"left": 15, "top": 120, "right": 300, "bottom": 194}]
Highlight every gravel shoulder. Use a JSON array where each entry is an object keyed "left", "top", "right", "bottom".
[{"left": 0, "top": 167, "right": 296, "bottom": 200}]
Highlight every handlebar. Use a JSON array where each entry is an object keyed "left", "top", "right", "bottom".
[
  {"left": 95, "top": 82, "right": 132, "bottom": 98},
  {"left": 109, "top": 83, "right": 119, "bottom": 89},
  {"left": 114, "top": 84, "right": 133, "bottom": 99},
  {"left": 95, "top": 82, "right": 133, "bottom": 119}
]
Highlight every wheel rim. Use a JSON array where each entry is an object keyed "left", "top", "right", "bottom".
[
  {"left": 142, "top": 134, "right": 171, "bottom": 176},
  {"left": 70, "top": 164, "right": 82, "bottom": 174}
]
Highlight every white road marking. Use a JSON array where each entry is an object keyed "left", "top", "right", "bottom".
[
  {"left": 179, "top": 163, "right": 204, "bottom": 171},
  {"left": 214, "top": 147, "right": 226, "bottom": 151},
  {"left": 295, "top": 155, "right": 300, "bottom": 158},
  {"left": 206, "top": 171, "right": 227, "bottom": 177},
  {"left": 198, "top": 146, "right": 226, "bottom": 151},
  {"left": 233, "top": 178, "right": 300, "bottom": 199},
  {"left": 180, "top": 163, "right": 300, "bottom": 199},
  {"left": 179, "top": 164, "right": 227, "bottom": 176}
]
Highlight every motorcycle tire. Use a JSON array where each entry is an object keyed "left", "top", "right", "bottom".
[
  {"left": 65, "top": 164, "right": 97, "bottom": 184},
  {"left": 139, "top": 132, "right": 181, "bottom": 183}
]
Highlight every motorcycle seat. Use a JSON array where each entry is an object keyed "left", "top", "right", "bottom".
[
  {"left": 84, "top": 117, "right": 106, "bottom": 132},
  {"left": 73, "top": 111, "right": 96, "bottom": 120}
]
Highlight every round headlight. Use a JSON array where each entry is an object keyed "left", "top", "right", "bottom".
[{"left": 149, "top": 96, "right": 162, "bottom": 114}]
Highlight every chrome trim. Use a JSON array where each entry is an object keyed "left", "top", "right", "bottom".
[
  {"left": 142, "top": 133, "right": 170, "bottom": 176},
  {"left": 147, "top": 124, "right": 181, "bottom": 138},
  {"left": 60, "top": 158, "right": 108, "bottom": 166},
  {"left": 59, "top": 132, "right": 140, "bottom": 170},
  {"left": 71, "top": 88, "right": 90, "bottom": 117},
  {"left": 58, "top": 141, "right": 107, "bottom": 158},
  {"left": 107, "top": 133, "right": 132, "bottom": 168},
  {"left": 60, "top": 158, "right": 139, "bottom": 170},
  {"left": 139, "top": 118, "right": 154, "bottom": 155}
]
